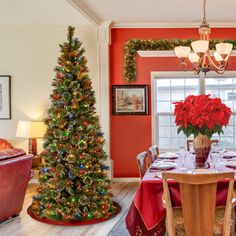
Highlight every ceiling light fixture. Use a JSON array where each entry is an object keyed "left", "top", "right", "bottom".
[{"left": 174, "top": 0, "right": 233, "bottom": 75}]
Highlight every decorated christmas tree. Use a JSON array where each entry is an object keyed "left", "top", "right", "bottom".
[{"left": 29, "top": 26, "right": 118, "bottom": 224}]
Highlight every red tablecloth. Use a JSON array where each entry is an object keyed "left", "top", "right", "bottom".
[{"left": 126, "top": 154, "right": 236, "bottom": 236}]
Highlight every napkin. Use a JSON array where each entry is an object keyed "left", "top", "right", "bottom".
[
  {"left": 158, "top": 152, "right": 179, "bottom": 158},
  {"left": 149, "top": 162, "right": 176, "bottom": 171}
]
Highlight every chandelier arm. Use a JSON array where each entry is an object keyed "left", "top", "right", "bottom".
[
  {"left": 192, "top": 63, "right": 201, "bottom": 75},
  {"left": 206, "top": 51, "right": 228, "bottom": 72}
]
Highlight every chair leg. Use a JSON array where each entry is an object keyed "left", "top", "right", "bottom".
[{"left": 230, "top": 209, "right": 235, "bottom": 236}]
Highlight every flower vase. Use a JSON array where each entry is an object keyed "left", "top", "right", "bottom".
[{"left": 193, "top": 134, "right": 211, "bottom": 168}]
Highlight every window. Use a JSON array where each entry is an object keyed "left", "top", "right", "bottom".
[{"left": 153, "top": 74, "right": 236, "bottom": 149}]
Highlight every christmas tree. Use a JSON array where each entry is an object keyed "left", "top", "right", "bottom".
[{"left": 29, "top": 26, "right": 117, "bottom": 223}]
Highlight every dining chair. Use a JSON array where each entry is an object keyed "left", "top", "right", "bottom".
[
  {"left": 187, "top": 139, "right": 219, "bottom": 152},
  {"left": 148, "top": 145, "right": 159, "bottom": 165},
  {"left": 162, "top": 172, "right": 235, "bottom": 236},
  {"left": 136, "top": 151, "right": 148, "bottom": 179}
]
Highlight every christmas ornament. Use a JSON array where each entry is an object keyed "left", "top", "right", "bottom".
[
  {"left": 41, "top": 167, "right": 50, "bottom": 173},
  {"left": 62, "top": 92, "right": 71, "bottom": 102},
  {"left": 60, "top": 150, "right": 66, "bottom": 157},
  {"left": 78, "top": 140, "right": 87, "bottom": 149},
  {"left": 75, "top": 212, "right": 82, "bottom": 220}
]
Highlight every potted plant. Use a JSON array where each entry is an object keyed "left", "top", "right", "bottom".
[{"left": 174, "top": 94, "right": 231, "bottom": 167}]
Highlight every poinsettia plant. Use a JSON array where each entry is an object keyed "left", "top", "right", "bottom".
[{"left": 174, "top": 94, "right": 232, "bottom": 138}]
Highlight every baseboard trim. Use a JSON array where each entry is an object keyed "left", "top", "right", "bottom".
[{"left": 112, "top": 178, "right": 140, "bottom": 182}]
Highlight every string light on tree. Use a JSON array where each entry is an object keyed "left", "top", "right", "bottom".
[{"left": 28, "top": 26, "right": 119, "bottom": 225}]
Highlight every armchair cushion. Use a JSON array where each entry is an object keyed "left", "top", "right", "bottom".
[
  {"left": 0, "top": 138, "right": 12, "bottom": 151},
  {"left": 0, "top": 148, "right": 26, "bottom": 161}
]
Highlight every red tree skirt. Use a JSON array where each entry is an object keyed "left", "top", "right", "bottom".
[{"left": 27, "top": 202, "right": 121, "bottom": 226}]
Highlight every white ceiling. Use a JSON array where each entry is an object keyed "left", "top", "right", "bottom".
[
  {"left": 0, "top": 0, "right": 92, "bottom": 26},
  {"left": 1, "top": 0, "right": 235, "bottom": 27},
  {"left": 70, "top": 0, "right": 236, "bottom": 27}
]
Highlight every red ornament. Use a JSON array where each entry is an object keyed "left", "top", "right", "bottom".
[
  {"left": 83, "top": 121, "right": 89, "bottom": 126},
  {"left": 57, "top": 72, "right": 64, "bottom": 78},
  {"left": 101, "top": 204, "right": 108, "bottom": 211},
  {"left": 51, "top": 167, "right": 56, "bottom": 173},
  {"left": 41, "top": 151, "right": 47, "bottom": 156},
  {"left": 104, "top": 212, "right": 110, "bottom": 218},
  {"left": 79, "top": 169, "right": 84, "bottom": 174},
  {"left": 66, "top": 180, "right": 73, "bottom": 186},
  {"left": 64, "top": 215, "right": 71, "bottom": 220},
  {"left": 82, "top": 213, "right": 87, "bottom": 218},
  {"left": 47, "top": 204, "right": 52, "bottom": 209},
  {"left": 52, "top": 94, "right": 61, "bottom": 100},
  {"left": 77, "top": 182, "right": 81, "bottom": 189},
  {"left": 37, "top": 187, "right": 43, "bottom": 193}
]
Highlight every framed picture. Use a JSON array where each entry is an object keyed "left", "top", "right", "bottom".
[
  {"left": 0, "top": 76, "right": 11, "bottom": 119},
  {"left": 112, "top": 85, "right": 148, "bottom": 115}
]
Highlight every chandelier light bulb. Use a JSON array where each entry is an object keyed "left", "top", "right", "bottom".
[
  {"left": 174, "top": 46, "right": 191, "bottom": 58},
  {"left": 188, "top": 52, "right": 200, "bottom": 63},
  {"left": 191, "top": 40, "right": 209, "bottom": 56},
  {"left": 216, "top": 43, "right": 233, "bottom": 59}
]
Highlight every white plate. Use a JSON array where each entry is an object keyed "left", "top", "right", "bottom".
[
  {"left": 226, "top": 161, "right": 236, "bottom": 168},
  {"left": 223, "top": 151, "right": 236, "bottom": 158},
  {"left": 158, "top": 152, "right": 179, "bottom": 159},
  {"left": 151, "top": 162, "right": 177, "bottom": 170}
]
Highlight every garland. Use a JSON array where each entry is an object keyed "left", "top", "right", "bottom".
[{"left": 124, "top": 39, "right": 236, "bottom": 82}]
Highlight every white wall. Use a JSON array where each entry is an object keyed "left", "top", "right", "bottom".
[{"left": 0, "top": 25, "right": 98, "bottom": 153}]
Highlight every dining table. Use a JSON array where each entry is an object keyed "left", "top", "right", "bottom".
[{"left": 125, "top": 151, "right": 236, "bottom": 236}]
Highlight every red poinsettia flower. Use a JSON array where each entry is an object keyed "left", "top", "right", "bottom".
[{"left": 173, "top": 94, "right": 232, "bottom": 138}]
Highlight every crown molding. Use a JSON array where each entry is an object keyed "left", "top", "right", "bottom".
[
  {"left": 97, "top": 21, "right": 113, "bottom": 44},
  {"left": 67, "top": 0, "right": 101, "bottom": 26},
  {"left": 112, "top": 22, "right": 236, "bottom": 28}
]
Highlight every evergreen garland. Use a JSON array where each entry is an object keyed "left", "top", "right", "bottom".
[{"left": 124, "top": 39, "right": 236, "bottom": 82}]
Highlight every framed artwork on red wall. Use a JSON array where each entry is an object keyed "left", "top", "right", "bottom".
[
  {"left": 0, "top": 75, "right": 11, "bottom": 120},
  {"left": 112, "top": 85, "right": 148, "bottom": 115}
]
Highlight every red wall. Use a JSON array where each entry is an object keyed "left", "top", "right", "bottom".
[{"left": 110, "top": 28, "right": 236, "bottom": 178}]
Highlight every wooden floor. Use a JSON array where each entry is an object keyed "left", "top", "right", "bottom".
[{"left": 0, "top": 182, "right": 139, "bottom": 236}]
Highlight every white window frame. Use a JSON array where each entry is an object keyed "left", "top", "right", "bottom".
[{"left": 151, "top": 71, "right": 236, "bottom": 151}]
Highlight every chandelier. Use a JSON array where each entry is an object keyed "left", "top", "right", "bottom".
[{"left": 174, "top": 0, "right": 233, "bottom": 74}]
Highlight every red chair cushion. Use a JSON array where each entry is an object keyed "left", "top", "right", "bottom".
[
  {"left": 0, "top": 139, "right": 12, "bottom": 151},
  {"left": 0, "top": 148, "right": 26, "bottom": 161}
]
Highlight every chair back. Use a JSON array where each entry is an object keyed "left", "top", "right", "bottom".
[
  {"left": 136, "top": 151, "right": 148, "bottom": 179},
  {"left": 187, "top": 139, "right": 219, "bottom": 152},
  {"left": 148, "top": 145, "right": 159, "bottom": 164},
  {"left": 162, "top": 172, "right": 234, "bottom": 236}
]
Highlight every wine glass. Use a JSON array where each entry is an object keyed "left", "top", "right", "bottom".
[
  {"left": 211, "top": 142, "right": 219, "bottom": 153},
  {"left": 179, "top": 145, "right": 187, "bottom": 170},
  {"left": 210, "top": 152, "right": 217, "bottom": 169},
  {"left": 218, "top": 149, "right": 226, "bottom": 165}
]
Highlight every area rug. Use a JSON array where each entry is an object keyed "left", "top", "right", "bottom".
[{"left": 107, "top": 209, "right": 129, "bottom": 236}]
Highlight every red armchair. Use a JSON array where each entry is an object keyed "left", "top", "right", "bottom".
[{"left": 0, "top": 139, "right": 33, "bottom": 222}]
